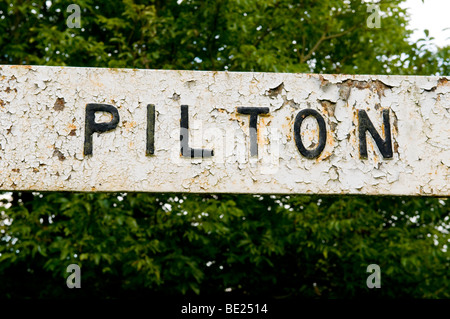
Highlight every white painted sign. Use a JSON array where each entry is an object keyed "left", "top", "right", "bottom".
[{"left": 0, "top": 65, "right": 448, "bottom": 195}]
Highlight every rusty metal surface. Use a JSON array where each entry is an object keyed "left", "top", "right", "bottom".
[{"left": 0, "top": 65, "right": 448, "bottom": 195}]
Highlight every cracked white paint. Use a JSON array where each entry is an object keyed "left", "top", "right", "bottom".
[{"left": 0, "top": 65, "right": 448, "bottom": 195}]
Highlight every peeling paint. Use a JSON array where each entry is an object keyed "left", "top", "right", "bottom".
[
  {"left": 0, "top": 66, "right": 448, "bottom": 195},
  {"left": 54, "top": 97, "right": 65, "bottom": 111}
]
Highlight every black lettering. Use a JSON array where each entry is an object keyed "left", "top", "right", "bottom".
[
  {"left": 293, "top": 108, "right": 327, "bottom": 159},
  {"left": 84, "top": 103, "right": 120, "bottom": 156},
  {"left": 358, "top": 109, "right": 393, "bottom": 159},
  {"left": 236, "top": 107, "right": 270, "bottom": 156},
  {"left": 180, "top": 105, "right": 213, "bottom": 158},
  {"left": 146, "top": 104, "right": 155, "bottom": 155}
]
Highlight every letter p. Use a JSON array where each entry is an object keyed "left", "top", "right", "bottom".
[{"left": 84, "top": 103, "right": 120, "bottom": 156}]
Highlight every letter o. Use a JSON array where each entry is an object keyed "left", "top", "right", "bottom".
[{"left": 293, "top": 109, "right": 327, "bottom": 159}]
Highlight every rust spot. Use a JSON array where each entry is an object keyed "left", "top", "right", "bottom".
[
  {"left": 229, "top": 112, "right": 246, "bottom": 127},
  {"left": 0, "top": 99, "right": 4, "bottom": 108},
  {"left": 317, "top": 150, "right": 332, "bottom": 162},
  {"left": 266, "top": 82, "right": 284, "bottom": 97},
  {"left": 91, "top": 80, "right": 105, "bottom": 88},
  {"left": 54, "top": 98, "right": 65, "bottom": 111},
  {"left": 329, "top": 122, "right": 337, "bottom": 132},
  {"left": 6, "top": 125, "right": 12, "bottom": 134},
  {"left": 10, "top": 75, "right": 16, "bottom": 81},
  {"left": 426, "top": 78, "right": 450, "bottom": 92},
  {"left": 124, "top": 121, "right": 137, "bottom": 129},
  {"left": 373, "top": 80, "right": 389, "bottom": 99},
  {"left": 438, "top": 78, "right": 449, "bottom": 86},
  {"left": 5, "top": 87, "right": 11, "bottom": 93},
  {"left": 11, "top": 65, "right": 32, "bottom": 69},
  {"left": 340, "top": 79, "right": 392, "bottom": 99},
  {"left": 319, "top": 75, "right": 330, "bottom": 87},
  {"left": 33, "top": 168, "right": 39, "bottom": 173},
  {"left": 339, "top": 85, "right": 351, "bottom": 102},
  {"left": 319, "top": 100, "right": 335, "bottom": 118},
  {"left": 257, "top": 117, "right": 272, "bottom": 145},
  {"left": 392, "top": 110, "right": 398, "bottom": 136},
  {"left": 53, "top": 148, "right": 66, "bottom": 161},
  {"left": 283, "top": 115, "right": 294, "bottom": 141},
  {"left": 91, "top": 186, "right": 96, "bottom": 191},
  {"left": 185, "top": 80, "right": 196, "bottom": 89},
  {"left": 12, "top": 168, "right": 20, "bottom": 173},
  {"left": 67, "top": 123, "right": 77, "bottom": 136}
]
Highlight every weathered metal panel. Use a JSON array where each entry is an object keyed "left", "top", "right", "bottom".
[{"left": 0, "top": 65, "right": 448, "bottom": 195}]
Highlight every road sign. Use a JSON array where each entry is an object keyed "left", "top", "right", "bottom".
[{"left": 0, "top": 65, "right": 448, "bottom": 195}]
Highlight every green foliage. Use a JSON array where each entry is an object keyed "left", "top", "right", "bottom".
[
  {"left": 0, "top": 0, "right": 449, "bottom": 298},
  {"left": 1, "top": 193, "right": 448, "bottom": 298},
  {"left": 2, "top": 0, "right": 449, "bottom": 74}
]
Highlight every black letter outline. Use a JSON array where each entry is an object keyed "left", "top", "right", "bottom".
[
  {"left": 84, "top": 103, "right": 120, "bottom": 156},
  {"left": 146, "top": 104, "right": 155, "bottom": 156},
  {"left": 180, "top": 105, "right": 214, "bottom": 158},
  {"left": 358, "top": 109, "right": 393, "bottom": 159},
  {"left": 236, "top": 107, "right": 270, "bottom": 157},
  {"left": 293, "top": 108, "right": 327, "bottom": 159}
]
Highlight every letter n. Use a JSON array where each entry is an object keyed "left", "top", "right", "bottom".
[{"left": 358, "top": 109, "right": 393, "bottom": 159}]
